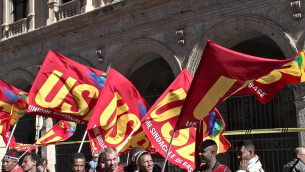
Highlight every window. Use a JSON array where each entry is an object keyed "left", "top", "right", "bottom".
[
  {"left": 13, "top": 0, "right": 28, "bottom": 21},
  {"left": 62, "top": 0, "right": 72, "bottom": 3}
]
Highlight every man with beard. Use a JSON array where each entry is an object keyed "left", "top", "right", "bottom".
[
  {"left": 2, "top": 149, "right": 23, "bottom": 172},
  {"left": 103, "top": 147, "right": 124, "bottom": 172},
  {"left": 21, "top": 153, "right": 40, "bottom": 172},
  {"left": 194, "top": 140, "right": 231, "bottom": 172}
]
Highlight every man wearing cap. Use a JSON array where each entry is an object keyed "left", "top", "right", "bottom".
[
  {"left": 2, "top": 149, "right": 23, "bottom": 172},
  {"left": 21, "top": 152, "right": 40, "bottom": 172},
  {"left": 135, "top": 151, "right": 161, "bottom": 172},
  {"left": 124, "top": 147, "right": 142, "bottom": 172}
]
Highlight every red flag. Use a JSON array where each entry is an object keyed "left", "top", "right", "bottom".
[
  {"left": 14, "top": 120, "right": 76, "bottom": 152},
  {"left": 27, "top": 50, "right": 107, "bottom": 124},
  {"left": 0, "top": 79, "right": 28, "bottom": 135},
  {"left": 175, "top": 40, "right": 296, "bottom": 130},
  {"left": 88, "top": 133, "right": 100, "bottom": 155},
  {"left": 141, "top": 68, "right": 230, "bottom": 172},
  {"left": 236, "top": 50, "right": 305, "bottom": 103},
  {"left": 87, "top": 68, "right": 150, "bottom": 154}
]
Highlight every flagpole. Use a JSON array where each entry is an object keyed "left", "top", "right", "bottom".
[
  {"left": 78, "top": 130, "right": 88, "bottom": 153},
  {"left": 18, "top": 146, "right": 33, "bottom": 160},
  {"left": 116, "top": 122, "right": 141, "bottom": 153},
  {"left": 1, "top": 120, "right": 19, "bottom": 170},
  {"left": 161, "top": 131, "right": 175, "bottom": 172}
]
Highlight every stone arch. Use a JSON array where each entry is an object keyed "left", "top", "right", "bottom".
[
  {"left": 187, "top": 16, "right": 298, "bottom": 75},
  {"left": 68, "top": 55, "right": 94, "bottom": 68},
  {"left": 3, "top": 69, "right": 35, "bottom": 90},
  {"left": 110, "top": 39, "right": 181, "bottom": 77}
]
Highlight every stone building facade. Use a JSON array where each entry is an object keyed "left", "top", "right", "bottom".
[{"left": 1, "top": 0, "right": 305, "bottom": 171}]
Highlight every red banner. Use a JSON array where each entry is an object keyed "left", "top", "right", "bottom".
[
  {"left": 27, "top": 50, "right": 107, "bottom": 124},
  {"left": 141, "top": 68, "right": 230, "bottom": 172},
  {"left": 175, "top": 40, "right": 296, "bottom": 130},
  {"left": 236, "top": 50, "right": 305, "bottom": 103},
  {"left": 87, "top": 68, "right": 151, "bottom": 154}
]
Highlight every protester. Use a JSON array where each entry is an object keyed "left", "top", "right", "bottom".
[
  {"left": 282, "top": 147, "right": 305, "bottom": 172},
  {"left": 89, "top": 153, "right": 99, "bottom": 172},
  {"left": 21, "top": 152, "right": 40, "bottom": 172},
  {"left": 124, "top": 147, "right": 142, "bottom": 172},
  {"left": 96, "top": 152, "right": 105, "bottom": 172},
  {"left": 85, "top": 162, "right": 91, "bottom": 172},
  {"left": 135, "top": 151, "right": 161, "bottom": 172},
  {"left": 236, "top": 140, "right": 264, "bottom": 172},
  {"left": 70, "top": 152, "right": 86, "bottom": 172},
  {"left": 193, "top": 140, "right": 231, "bottom": 172},
  {"left": 103, "top": 147, "right": 124, "bottom": 172},
  {"left": 2, "top": 149, "right": 23, "bottom": 172},
  {"left": 37, "top": 157, "right": 50, "bottom": 172}
]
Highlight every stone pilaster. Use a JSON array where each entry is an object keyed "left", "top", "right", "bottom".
[
  {"left": 41, "top": 118, "right": 56, "bottom": 172},
  {"left": 83, "top": 0, "right": 94, "bottom": 12},
  {"left": 291, "top": 83, "right": 305, "bottom": 146},
  {"left": 47, "top": 0, "right": 57, "bottom": 25},
  {"left": 27, "top": 0, "right": 35, "bottom": 31}
]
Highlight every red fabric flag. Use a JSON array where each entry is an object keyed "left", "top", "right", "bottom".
[
  {"left": 87, "top": 68, "right": 150, "bottom": 154},
  {"left": 175, "top": 40, "right": 296, "bottom": 130},
  {"left": 141, "top": 68, "right": 230, "bottom": 172},
  {"left": 0, "top": 79, "right": 28, "bottom": 135},
  {"left": 235, "top": 50, "right": 305, "bottom": 103},
  {"left": 14, "top": 120, "right": 76, "bottom": 152},
  {"left": 27, "top": 50, "right": 107, "bottom": 124},
  {"left": 88, "top": 133, "right": 100, "bottom": 155}
]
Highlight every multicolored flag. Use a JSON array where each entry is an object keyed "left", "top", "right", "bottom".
[
  {"left": 175, "top": 40, "right": 297, "bottom": 130},
  {"left": 14, "top": 120, "right": 76, "bottom": 152},
  {"left": 141, "top": 68, "right": 230, "bottom": 171},
  {"left": 87, "top": 68, "right": 151, "bottom": 154},
  {"left": 27, "top": 50, "right": 107, "bottom": 124},
  {"left": 0, "top": 79, "right": 28, "bottom": 136},
  {"left": 236, "top": 50, "right": 305, "bottom": 103}
]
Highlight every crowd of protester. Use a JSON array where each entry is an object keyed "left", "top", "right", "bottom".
[{"left": 2, "top": 139, "right": 305, "bottom": 172}]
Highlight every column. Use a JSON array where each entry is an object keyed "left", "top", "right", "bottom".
[
  {"left": 83, "top": 0, "right": 94, "bottom": 12},
  {"left": 1, "top": 0, "right": 9, "bottom": 39},
  {"left": 291, "top": 83, "right": 305, "bottom": 146},
  {"left": 47, "top": 0, "right": 57, "bottom": 25},
  {"left": 27, "top": 0, "right": 35, "bottom": 31},
  {"left": 41, "top": 118, "right": 56, "bottom": 172}
]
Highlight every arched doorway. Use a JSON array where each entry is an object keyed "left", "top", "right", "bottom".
[
  {"left": 127, "top": 53, "right": 177, "bottom": 171},
  {"left": 218, "top": 34, "right": 297, "bottom": 171}
]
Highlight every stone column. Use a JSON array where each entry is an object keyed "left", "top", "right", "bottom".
[
  {"left": 47, "top": 0, "right": 58, "bottom": 25},
  {"left": 83, "top": 0, "right": 94, "bottom": 12},
  {"left": 27, "top": 0, "right": 35, "bottom": 31},
  {"left": 41, "top": 118, "right": 56, "bottom": 172},
  {"left": 1, "top": 0, "right": 10, "bottom": 39},
  {"left": 291, "top": 83, "right": 305, "bottom": 146}
]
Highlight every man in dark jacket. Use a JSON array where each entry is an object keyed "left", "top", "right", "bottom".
[{"left": 283, "top": 147, "right": 305, "bottom": 172}]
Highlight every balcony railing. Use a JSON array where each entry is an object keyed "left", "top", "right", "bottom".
[
  {"left": 57, "top": 0, "right": 82, "bottom": 20},
  {"left": 7, "top": 18, "right": 28, "bottom": 37}
]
